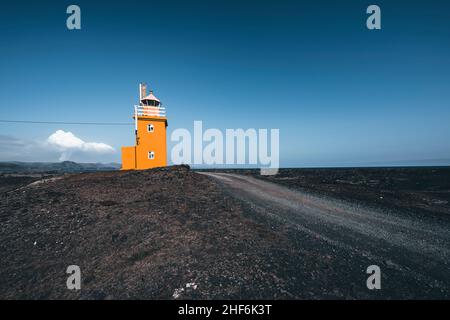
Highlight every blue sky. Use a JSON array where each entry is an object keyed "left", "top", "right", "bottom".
[{"left": 0, "top": 0, "right": 449, "bottom": 167}]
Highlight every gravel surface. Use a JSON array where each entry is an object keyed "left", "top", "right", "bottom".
[
  {"left": 1, "top": 166, "right": 449, "bottom": 299},
  {"left": 200, "top": 172, "right": 450, "bottom": 299}
]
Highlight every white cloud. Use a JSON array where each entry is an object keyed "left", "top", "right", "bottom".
[
  {"left": 0, "top": 131, "right": 117, "bottom": 163},
  {"left": 46, "top": 130, "right": 115, "bottom": 161}
]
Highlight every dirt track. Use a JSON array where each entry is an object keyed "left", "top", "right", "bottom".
[
  {"left": 1, "top": 167, "right": 449, "bottom": 299},
  {"left": 200, "top": 172, "right": 450, "bottom": 298}
]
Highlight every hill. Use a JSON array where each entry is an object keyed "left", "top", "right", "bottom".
[
  {"left": 0, "top": 161, "right": 121, "bottom": 174},
  {"left": 0, "top": 165, "right": 296, "bottom": 299},
  {"left": 1, "top": 165, "right": 449, "bottom": 299}
]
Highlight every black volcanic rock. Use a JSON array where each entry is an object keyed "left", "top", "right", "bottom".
[
  {"left": 0, "top": 161, "right": 121, "bottom": 174},
  {"left": 1, "top": 166, "right": 449, "bottom": 299},
  {"left": 0, "top": 166, "right": 295, "bottom": 299}
]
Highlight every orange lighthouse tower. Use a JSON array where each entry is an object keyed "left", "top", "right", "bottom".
[{"left": 121, "top": 83, "right": 168, "bottom": 170}]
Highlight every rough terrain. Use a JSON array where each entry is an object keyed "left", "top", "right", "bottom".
[
  {"left": 1, "top": 166, "right": 449, "bottom": 299},
  {"left": 211, "top": 167, "right": 450, "bottom": 221},
  {"left": 201, "top": 171, "right": 450, "bottom": 299}
]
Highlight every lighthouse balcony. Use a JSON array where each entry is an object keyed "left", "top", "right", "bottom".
[{"left": 135, "top": 105, "right": 166, "bottom": 118}]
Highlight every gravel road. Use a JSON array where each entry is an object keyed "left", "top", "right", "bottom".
[
  {"left": 199, "top": 172, "right": 450, "bottom": 298},
  {"left": 2, "top": 167, "right": 449, "bottom": 299}
]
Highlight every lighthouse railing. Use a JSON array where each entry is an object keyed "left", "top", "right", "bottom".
[{"left": 135, "top": 105, "right": 166, "bottom": 117}]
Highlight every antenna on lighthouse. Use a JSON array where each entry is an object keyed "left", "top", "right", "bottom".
[
  {"left": 134, "top": 105, "right": 138, "bottom": 142},
  {"left": 139, "top": 83, "right": 147, "bottom": 104},
  {"left": 136, "top": 83, "right": 146, "bottom": 144}
]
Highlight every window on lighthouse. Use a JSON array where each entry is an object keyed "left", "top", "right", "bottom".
[
  {"left": 147, "top": 124, "right": 154, "bottom": 132},
  {"left": 148, "top": 151, "right": 155, "bottom": 160}
]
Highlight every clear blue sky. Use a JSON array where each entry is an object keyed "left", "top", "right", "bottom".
[{"left": 0, "top": 0, "right": 449, "bottom": 167}]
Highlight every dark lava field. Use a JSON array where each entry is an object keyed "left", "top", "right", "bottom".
[
  {"left": 213, "top": 167, "right": 450, "bottom": 221},
  {"left": 1, "top": 166, "right": 449, "bottom": 299}
]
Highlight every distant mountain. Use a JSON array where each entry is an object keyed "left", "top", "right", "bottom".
[{"left": 0, "top": 161, "right": 121, "bottom": 173}]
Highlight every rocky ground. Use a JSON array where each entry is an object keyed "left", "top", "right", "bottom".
[
  {"left": 201, "top": 172, "right": 450, "bottom": 299},
  {"left": 1, "top": 166, "right": 307, "bottom": 299},
  {"left": 1, "top": 166, "right": 449, "bottom": 299},
  {"left": 208, "top": 167, "right": 450, "bottom": 222}
]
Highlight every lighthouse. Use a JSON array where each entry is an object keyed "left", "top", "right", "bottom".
[{"left": 121, "top": 83, "right": 168, "bottom": 170}]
